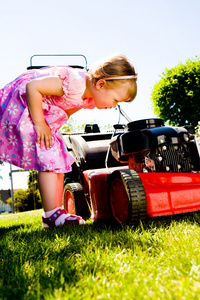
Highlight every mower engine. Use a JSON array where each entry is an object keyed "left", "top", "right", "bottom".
[{"left": 110, "top": 118, "right": 200, "bottom": 173}]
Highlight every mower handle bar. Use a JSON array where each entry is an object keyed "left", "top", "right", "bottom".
[{"left": 29, "top": 54, "right": 88, "bottom": 70}]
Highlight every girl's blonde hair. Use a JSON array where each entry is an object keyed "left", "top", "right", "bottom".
[{"left": 88, "top": 54, "right": 137, "bottom": 102}]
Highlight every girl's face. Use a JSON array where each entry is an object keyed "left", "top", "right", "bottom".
[{"left": 93, "top": 80, "right": 131, "bottom": 109}]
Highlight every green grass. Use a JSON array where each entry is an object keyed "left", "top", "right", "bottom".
[{"left": 1, "top": 210, "right": 200, "bottom": 299}]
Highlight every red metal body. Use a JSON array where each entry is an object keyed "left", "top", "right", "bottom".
[
  {"left": 83, "top": 168, "right": 200, "bottom": 221},
  {"left": 83, "top": 167, "right": 122, "bottom": 220},
  {"left": 140, "top": 172, "right": 200, "bottom": 217}
]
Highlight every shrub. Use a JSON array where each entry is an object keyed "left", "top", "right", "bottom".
[{"left": 151, "top": 57, "right": 200, "bottom": 127}]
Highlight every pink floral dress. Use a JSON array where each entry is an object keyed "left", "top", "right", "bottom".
[{"left": 0, "top": 66, "right": 95, "bottom": 173}]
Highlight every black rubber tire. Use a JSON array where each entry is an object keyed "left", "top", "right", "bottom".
[
  {"left": 63, "top": 182, "right": 90, "bottom": 218},
  {"left": 108, "top": 169, "right": 147, "bottom": 225}
]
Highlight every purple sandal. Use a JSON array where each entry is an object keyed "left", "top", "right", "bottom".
[{"left": 42, "top": 208, "right": 85, "bottom": 228}]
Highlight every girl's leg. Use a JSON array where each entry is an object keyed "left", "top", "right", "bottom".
[
  {"left": 57, "top": 173, "right": 65, "bottom": 207},
  {"left": 38, "top": 171, "right": 64, "bottom": 212},
  {"left": 38, "top": 171, "right": 85, "bottom": 227}
]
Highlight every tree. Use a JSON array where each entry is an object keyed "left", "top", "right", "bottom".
[
  {"left": 151, "top": 57, "right": 200, "bottom": 127},
  {"left": 7, "top": 171, "right": 42, "bottom": 212},
  {"left": 26, "top": 171, "right": 42, "bottom": 211},
  {"left": 60, "top": 118, "right": 86, "bottom": 133}
]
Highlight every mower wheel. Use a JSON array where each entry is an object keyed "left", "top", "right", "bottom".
[
  {"left": 108, "top": 169, "right": 147, "bottom": 225},
  {"left": 63, "top": 183, "right": 89, "bottom": 218}
]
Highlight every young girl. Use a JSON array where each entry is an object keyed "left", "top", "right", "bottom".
[{"left": 0, "top": 54, "right": 137, "bottom": 227}]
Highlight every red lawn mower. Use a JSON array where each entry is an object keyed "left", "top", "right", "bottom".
[{"left": 62, "top": 107, "right": 200, "bottom": 225}]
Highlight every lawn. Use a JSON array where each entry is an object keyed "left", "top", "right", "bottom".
[{"left": 1, "top": 209, "right": 200, "bottom": 299}]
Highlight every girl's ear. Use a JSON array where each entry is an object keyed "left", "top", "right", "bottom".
[{"left": 95, "top": 79, "right": 106, "bottom": 90}]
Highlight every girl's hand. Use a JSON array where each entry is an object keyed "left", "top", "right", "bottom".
[{"left": 34, "top": 122, "right": 53, "bottom": 149}]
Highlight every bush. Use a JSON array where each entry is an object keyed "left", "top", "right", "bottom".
[
  {"left": 7, "top": 189, "right": 42, "bottom": 213},
  {"left": 151, "top": 57, "right": 200, "bottom": 127},
  {"left": 7, "top": 171, "right": 42, "bottom": 212}
]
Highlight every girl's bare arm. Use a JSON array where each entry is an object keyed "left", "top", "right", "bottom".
[{"left": 26, "top": 76, "right": 64, "bottom": 149}]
